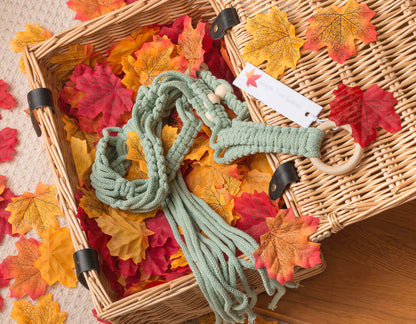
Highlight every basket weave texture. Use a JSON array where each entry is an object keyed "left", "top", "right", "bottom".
[
  {"left": 209, "top": 0, "right": 416, "bottom": 241},
  {"left": 23, "top": 1, "right": 325, "bottom": 323}
]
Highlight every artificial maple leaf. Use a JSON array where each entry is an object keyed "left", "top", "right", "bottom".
[
  {"left": 242, "top": 7, "right": 305, "bottom": 78},
  {"left": 95, "top": 207, "right": 153, "bottom": 264},
  {"left": 10, "top": 24, "right": 52, "bottom": 53},
  {"left": 184, "top": 135, "right": 209, "bottom": 161},
  {"left": 70, "top": 137, "right": 96, "bottom": 187},
  {"left": 62, "top": 115, "right": 99, "bottom": 150},
  {"left": 178, "top": 16, "right": 205, "bottom": 76},
  {"left": 0, "top": 79, "right": 15, "bottom": 112},
  {"left": 246, "top": 154, "right": 273, "bottom": 175},
  {"left": 67, "top": 0, "right": 126, "bottom": 21},
  {"left": 75, "top": 63, "right": 134, "bottom": 133},
  {"left": 107, "top": 27, "right": 160, "bottom": 74},
  {"left": 234, "top": 191, "right": 278, "bottom": 244},
  {"left": 245, "top": 69, "right": 261, "bottom": 88},
  {"left": 138, "top": 210, "right": 180, "bottom": 275},
  {"left": 159, "top": 16, "right": 186, "bottom": 44},
  {"left": 222, "top": 174, "right": 242, "bottom": 197},
  {"left": 126, "top": 131, "right": 146, "bottom": 164},
  {"left": 0, "top": 237, "right": 48, "bottom": 299},
  {"left": 193, "top": 185, "right": 235, "bottom": 225},
  {"left": 253, "top": 208, "right": 321, "bottom": 285},
  {"left": 49, "top": 44, "right": 94, "bottom": 81},
  {"left": 170, "top": 249, "right": 188, "bottom": 268},
  {"left": 238, "top": 169, "right": 271, "bottom": 196},
  {"left": 34, "top": 226, "right": 77, "bottom": 287},
  {"left": 328, "top": 83, "right": 400, "bottom": 147},
  {"left": 122, "top": 36, "right": 187, "bottom": 90},
  {"left": 0, "top": 188, "right": 18, "bottom": 241},
  {"left": 6, "top": 182, "right": 62, "bottom": 235},
  {"left": 11, "top": 294, "right": 67, "bottom": 324},
  {"left": 125, "top": 161, "right": 149, "bottom": 182},
  {"left": 0, "top": 175, "right": 5, "bottom": 196},
  {"left": 162, "top": 125, "right": 178, "bottom": 154},
  {"left": 0, "top": 127, "right": 18, "bottom": 162},
  {"left": 304, "top": 0, "right": 377, "bottom": 64}
]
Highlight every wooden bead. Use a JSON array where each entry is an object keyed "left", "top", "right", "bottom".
[
  {"left": 207, "top": 93, "right": 220, "bottom": 105},
  {"left": 215, "top": 84, "right": 228, "bottom": 100},
  {"left": 205, "top": 111, "right": 214, "bottom": 122}
]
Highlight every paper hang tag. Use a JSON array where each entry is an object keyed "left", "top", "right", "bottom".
[{"left": 233, "top": 63, "right": 323, "bottom": 128}]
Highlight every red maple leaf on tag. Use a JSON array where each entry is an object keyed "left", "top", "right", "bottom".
[
  {"left": 0, "top": 128, "right": 18, "bottom": 162},
  {"left": 246, "top": 69, "right": 261, "bottom": 87},
  {"left": 329, "top": 83, "right": 401, "bottom": 147}
]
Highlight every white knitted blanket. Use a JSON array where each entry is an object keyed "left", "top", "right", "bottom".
[{"left": 0, "top": 1, "right": 95, "bottom": 323}]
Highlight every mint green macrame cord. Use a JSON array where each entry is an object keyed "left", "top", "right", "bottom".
[{"left": 91, "top": 70, "right": 322, "bottom": 323}]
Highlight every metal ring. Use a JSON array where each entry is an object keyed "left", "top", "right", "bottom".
[{"left": 310, "top": 121, "right": 363, "bottom": 176}]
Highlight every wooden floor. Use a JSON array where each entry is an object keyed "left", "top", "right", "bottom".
[{"left": 256, "top": 198, "right": 416, "bottom": 324}]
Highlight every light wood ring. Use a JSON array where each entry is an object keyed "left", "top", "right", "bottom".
[{"left": 310, "top": 121, "right": 364, "bottom": 176}]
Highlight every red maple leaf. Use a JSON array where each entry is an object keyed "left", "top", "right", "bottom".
[
  {"left": 245, "top": 69, "right": 261, "bottom": 87},
  {"left": 141, "top": 210, "right": 180, "bottom": 276},
  {"left": 0, "top": 80, "right": 15, "bottom": 113},
  {"left": 329, "top": 83, "right": 401, "bottom": 147},
  {"left": 0, "top": 188, "right": 19, "bottom": 242},
  {"left": 75, "top": 63, "right": 133, "bottom": 133},
  {"left": 234, "top": 191, "right": 278, "bottom": 244},
  {"left": 0, "top": 128, "right": 18, "bottom": 162}
]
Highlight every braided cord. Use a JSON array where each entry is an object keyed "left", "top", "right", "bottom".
[{"left": 91, "top": 70, "right": 324, "bottom": 322}]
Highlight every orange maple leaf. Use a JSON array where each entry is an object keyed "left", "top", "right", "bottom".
[
  {"left": 178, "top": 16, "right": 206, "bottom": 76},
  {"left": 0, "top": 237, "right": 48, "bottom": 300},
  {"left": 49, "top": 44, "right": 94, "bottom": 81},
  {"left": 304, "top": 0, "right": 377, "bottom": 64},
  {"left": 6, "top": 182, "right": 63, "bottom": 236},
  {"left": 242, "top": 7, "right": 305, "bottom": 78},
  {"left": 161, "top": 125, "right": 178, "bottom": 155},
  {"left": 245, "top": 69, "right": 261, "bottom": 87},
  {"left": 121, "top": 36, "right": 187, "bottom": 91},
  {"left": 67, "top": 0, "right": 126, "bottom": 21},
  {"left": 0, "top": 175, "right": 5, "bottom": 196},
  {"left": 193, "top": 185, "right": 235, "bottom": 225},
  {"left": 184, "top": 135, "right": 209, "bottom": 162},
  {"left": 170, "top": 249, "right": 188, "bottom": 269},
  {"left": 34, "top": 227, "right": 77, "bottom": 288},
  {"left": 238, "top": 169, "right": 271, "bottom": 196},
  {"left": 11, "top": 294, "right": 67, "bottom": 324},
  {"left": 107, "top": 27, "right": 160, "bottom": 74},
  {"left": 253, "top": 209, "right": 321, "bottom": 285},
  {"left": 62, "top": 115, "right": 99, "bottom": 151},
  {"left": 246, "top": 154, "right": 273, "bottom": 175},
  {"left": 95, "top": 208, "right": 154, "bottom": 263},
  {"left": 70, "top": 137, "right": 96, "bottom": 187}
]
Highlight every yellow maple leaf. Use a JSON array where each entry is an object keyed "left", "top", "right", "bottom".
[
  {"left": 10, "top": 24, "right": 52, "bottom": 53},
  {"left": 49, "top": 44, "right": 94, "bottom": 81},
  {"left": 107, "top": 27, "right": 160, "bottom": 74},
  {"left": 239, "top": 169, "right": 271, "bottom": 196},
  {"left": 246, "top": 154, "right": 273, "bottom": 175},
  {"left": 242, "top": 7, "right": 305, "bottom": 78},
  {"left": 193, "top": 185, "right": 235, "bottom": 225},
  {"left": 125, "top": 161, "right": 148, "bottom": 182},
  {"left": 6, "top": 183, "right": 63, "bottom": 236},
  {"left": 62, "top": 115, "right": 99, "bottom": 151},
  {"left": 222, "top": 174, "right": 242, "bottom": 197},
  {"left": 121, "top": 37, "right": 187, "bottom": 91},
  {"left": 126, "top": 131, "right": 146, "bottom": 167},
  {"left": 34, "top": 227, "right": 77, "bottom": 288},
  {"left": 162, "top": 125, "right": 178, "bottom": 155},
  {"left": 70, "top": 137, "right": 96, "bottom": 187},
  {"left": 11, "top": 294, "right": 67, "bottom": 324},
  {"left": 95, "top": 208, "right": 153, "bottom": 263},
  {"left": 184, "top": 135, "right": 209, "bottom": 161},
  {"left": 170, "top": 249, "right": 188, "bottom": 268}
]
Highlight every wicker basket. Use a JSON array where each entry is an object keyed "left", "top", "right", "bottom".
[
  {"left": 22, "top": 1, "right": 327, "bottom": 323},
  {"left": 210, "top": 0, "right": 416, "bottom": 241}
]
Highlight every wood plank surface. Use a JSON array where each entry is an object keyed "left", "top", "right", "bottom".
[{"left": 256, "top": 199, "right": 416, "bottom": 323}]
